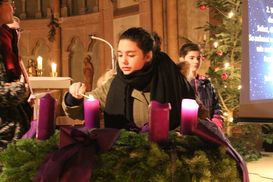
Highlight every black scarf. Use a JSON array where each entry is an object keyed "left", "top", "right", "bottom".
[{"left": 104, "top": 52, "right": 195, "bottom": 130}]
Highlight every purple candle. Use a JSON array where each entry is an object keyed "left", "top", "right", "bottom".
[
  {"left": 149, "top": 101, "right": 171, "bottom": 143},
  {"left": 181, "top": 99, "right": 199, "bottom": 135},
  {"left": 84, "top": 96, "right": 100, "bottom": 129},
  {"left": 22, "top": 119, "right": 37, "bottom": 139},
  {"left": 37, "top": 94, "right": 56, "bottom": 140}
]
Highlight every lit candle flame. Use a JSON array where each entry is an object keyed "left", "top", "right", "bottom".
[
  {"left": 51, "top": 62, "right": 57, "bottom": 73},
  {"left": 37, "top": 56, "right": 43, "bottom": 70},
  {"left": 81, "top": 93, "right": 95, "bottom": 100}
]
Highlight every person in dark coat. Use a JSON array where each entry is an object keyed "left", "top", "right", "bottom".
[
  {"left": 0, "top": 0, "right": 32, "bottom": 150},
  {"left": 177, "top": 42, "right": 224, "bottom": 129}
]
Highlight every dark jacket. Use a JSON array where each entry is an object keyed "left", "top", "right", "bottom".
[{"left": 191, "top": 75, "right": 224, "bottom": 122}]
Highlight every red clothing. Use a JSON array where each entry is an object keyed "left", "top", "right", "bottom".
[{"left": 0, "top": 24, "right": 21, "bottom": 80}]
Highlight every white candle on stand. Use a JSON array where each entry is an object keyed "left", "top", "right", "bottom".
[
  {"left": 51, "top": 62, "right": 57, "bottom": 77},
  {"left": 37, "top": 56, "right": 43, "bottom": 70}
]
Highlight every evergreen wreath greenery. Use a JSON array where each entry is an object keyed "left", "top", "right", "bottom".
[
  {"left": 0, "top": 130, "right": 242, "bottom": 182},
  {"left": 0, "top": 132, "right": 59, "bottom": 182},
  {"left": 91, "top": 130, "right": 240, "bottom": 182}
]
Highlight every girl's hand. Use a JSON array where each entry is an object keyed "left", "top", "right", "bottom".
[{"left": 69, "top": 82, "right": 86, "bottom": 99}]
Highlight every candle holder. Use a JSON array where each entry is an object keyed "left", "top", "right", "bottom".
[
  {"left": 37, "top": 69, "right": 43, "bottom": 76},
  {"left": 27, "top": 59, "right": 37, "bottom": 76},
  {"left": 51, "top": 72, "right": 58, "bottom": 77}
]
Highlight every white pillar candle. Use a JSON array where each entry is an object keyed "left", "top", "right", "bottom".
[
  {"left": 37, "top": 56, "right": 43, "bottom": 70},
  {"left": 51, "top": 62, "right": 57, "bottom": 77},
  {"left": 51, "top": 62, "right": 57, "bottom": 73}
]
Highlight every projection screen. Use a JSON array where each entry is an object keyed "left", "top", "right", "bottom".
[{"left": 239, "top": 0, "right": 273, "bottom": 122}]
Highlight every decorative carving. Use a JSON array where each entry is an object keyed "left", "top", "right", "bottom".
[
  {"left": 67, "top": 36, "right": 84, "bottom": 82},
  {"left": 87, "top": 37, "right": 100, "bottom": 89},
  {"left": 83, "top": 55, "right": 94, "bottom": 91}
]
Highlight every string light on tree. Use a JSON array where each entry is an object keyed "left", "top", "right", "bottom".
[
  {"left": 228, "top": 11, "right": 234, "bottom": 18},
  {"left": 224, "top": 62, "right": 230, "bottom": 69},
  {"left": 213, "top": 41, "right": 219, "bottom": 48},
  {"left": 196, "top": 0, "right": 242, "bottom": 127},
  {"left": 228, "top": 116, "right": 234, "bottom": 122}
]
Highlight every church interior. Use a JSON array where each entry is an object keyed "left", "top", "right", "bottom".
[
  {"left": 15, "top": 0, "right": 209, "bottom": 89},
  {"left": 1, "top": 0, "right": 273, "bottom": 181}
]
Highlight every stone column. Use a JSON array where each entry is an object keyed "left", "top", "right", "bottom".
[
  {"left": 19, "top": 0, "right": 26, "bottom": 19},
  {"left": 67, "top": 0, "right": 72, "bottom": 16},
  {"left": 139, "top": 0, "right": 152, "bottom": 31},
  {"left": 52, "top": 0, "right": 60, "bottom": 18},
  {"left": 79, "top": 0, "right": 86, "bottom": 15},
  {"left": 166, "top": 0, "right": 178, "bottom": 62},
  {"left": 61, "top": 0, "right": 68, "bottom": 17},
  {"left": 35, "top": 0, "right": 42, "bottom": 18},
  {"left": 98, "top": 0, "right": 114, "bottom": 73},
  {"left": 51, "top": 0, "right": 62, "bottom": 76},
  {"left": 152, "top": 0, "right": 164, "bottom": 50}
]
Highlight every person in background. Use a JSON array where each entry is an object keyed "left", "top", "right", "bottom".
[
  {"left": 7, "top": 16, "right": 36, "bottom": 106},
  {"left": 7, "top": 16, "right": 22, "bottom": 39},
  {"left": 0, "top": 0, "right": 32, "bottom": 150},
  {"left": 177, "top": 42, "right": 224, "bottom": 129},
  {"left": 63, "top": 27, "right": 195, "bottom": 131}
]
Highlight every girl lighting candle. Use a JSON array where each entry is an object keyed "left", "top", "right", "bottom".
[
  {"left": 84, "top": 95, "right": 100, "bottom": 129},
  {"left": 181, "top": 99, "right": 199, "bottom": 135}
]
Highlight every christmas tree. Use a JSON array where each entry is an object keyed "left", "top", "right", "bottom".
[{"left": 196, "top": 0, "right": 242, "bottom": 124}]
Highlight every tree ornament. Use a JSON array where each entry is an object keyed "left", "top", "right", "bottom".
[
  {"left": 214, "top": 67, "right": 220, "bottom": 72},
  {"left": 199, "top": 4, "right": 206, "bottom": 11},
  {"left": 221, "top": 73, "right": 229, "bottom": 80},
  {"left": 216, "top": 50, "right": 223, "bottom": 56}
]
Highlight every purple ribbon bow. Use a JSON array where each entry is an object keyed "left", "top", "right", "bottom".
[{"left": 33, "top": 127, "right": 120, "bottom": 182}]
